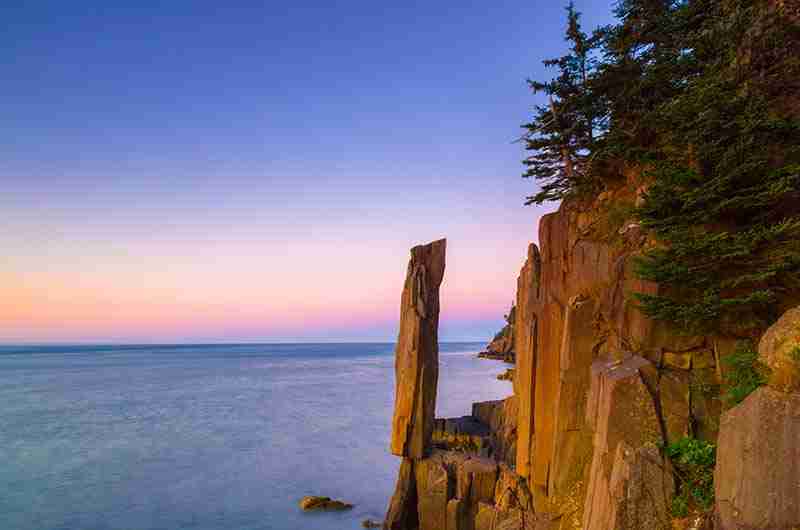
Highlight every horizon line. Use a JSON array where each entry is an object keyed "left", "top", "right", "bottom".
[{"left": 0, "top": 339, "right": 489, "bottom": 347}]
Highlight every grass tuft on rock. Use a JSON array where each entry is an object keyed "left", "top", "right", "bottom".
[{"left": 790, "top": 345, "right": 800, "bottom": 364}]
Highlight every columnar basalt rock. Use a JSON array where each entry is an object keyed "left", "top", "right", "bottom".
[
  {"left": 415, "top": 455, "right": 453, "bottom": 530},
  {"left": 715, "top": 387, "right": 800, "bottom": 530},
  {"left": 714, "top": 305, "right": 800, "bottom": 530},
  {"left": 472, "top": 398, "right": 518, "bottom": 467},
  {"left": 385, "top": 458, "right": 419, "bottom": 530},
  {"left": 514, "top": 243, "right": 541, "bottom": 482},
  {"left": 506, "top": 191, "right": 728, "bottom": 525},
  {"left": 390, "top": 239, "right": 447, "bottom": 459},
  {"left": 384, "top": 184, "right": 800, "bottom": 528},
  {"left": 548, "top": 294, "right": 597, "bottom": 509},
  {"left": 582, "top": 356, "right": 672, "bottom": 530}
]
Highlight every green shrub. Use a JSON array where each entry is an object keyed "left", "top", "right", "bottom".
[
  {"left": 721, "top": 341, "right": 768, "bottom": 407},
  {"left": 664, "top": 438, "right": 716, "bottom": 517},
  {"left": 790, "top": 345, "right": 800, "bottom": 363}
]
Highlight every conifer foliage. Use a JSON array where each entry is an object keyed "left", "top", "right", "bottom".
[
  {"left": 523, "top": 0, "right": 800, "bottom": 333},
  {"left": 522, "top": 2, "right": 605, "bottom": 205}
]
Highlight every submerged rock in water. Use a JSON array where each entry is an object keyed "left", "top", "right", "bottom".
[
  {"left": 361, "top": 518, "right": 382, "bottom": 528},
  {"left": 298, "top": 496, "right": 353, "bottom": 512}
]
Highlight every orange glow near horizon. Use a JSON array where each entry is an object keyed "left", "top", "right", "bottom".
[{"left": 1, "top": 228, "right": 532, "bottom": 342}]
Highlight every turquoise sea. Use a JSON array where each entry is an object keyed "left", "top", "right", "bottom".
[{"left": 0, "top": 343, "right": 511, "bottom": 530}]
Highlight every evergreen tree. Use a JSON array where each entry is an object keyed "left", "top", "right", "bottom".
[
  {"left": 591, "top": 0, "right": 695, "bottom": 159},
  {"left": 632, "top": 1, "right": 800, "bottom": 334},
  {"left": 521, "top": 2, "right": 604, "bottom": 204},
  {"left": 522, "top": 0, "right": 800, "bottom": 333}
]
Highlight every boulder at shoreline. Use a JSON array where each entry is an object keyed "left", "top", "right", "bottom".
[{"left": 298, "top": 496, "right": 354, "bottom": 512}]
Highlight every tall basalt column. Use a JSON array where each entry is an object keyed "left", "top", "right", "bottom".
[
  {"left": 514, "top": 243, "right": 541, "bottom": 481},
  {"left": 390, "top": 238, "right": 447, "bottom": 459}
]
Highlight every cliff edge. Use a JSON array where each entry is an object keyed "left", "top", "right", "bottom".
[{"left": 382, "top": 176, "right": 800, "bottom": 530}]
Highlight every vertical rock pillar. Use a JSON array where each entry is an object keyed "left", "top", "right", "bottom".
[
  {"left": 390, "top": 238, "right": 446, "bottom": 459},
  {"left": 514, "top": 243, "right": 541, "bottom": 482},
  {"left": 385, "top": 239, "right": 446, "bottom": 530}
]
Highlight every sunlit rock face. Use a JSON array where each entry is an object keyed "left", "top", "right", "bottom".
[
  {"left": 715, "top": 305, "right": 800, "bottom": 530},
  {"left": 715, "top": 387, "right": 800, "bottom": 530},
  {"left": 383, "top": 179, "right": 800, "bottom": 529},
  {"left": 582, "top": 356, "right": 674, "bottom": 530},
  {"left": 509, "top": 186, "right": 719, "bottom": 527},
  {"left": 390, "top": 239, "right": 446, "bottom": 460}
]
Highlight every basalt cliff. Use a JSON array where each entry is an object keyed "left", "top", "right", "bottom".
[{"left": 381, "top": 174, "right": 800, "bottom": 530}]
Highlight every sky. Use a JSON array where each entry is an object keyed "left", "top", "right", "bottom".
[{"left": 1, "top": 0, "right": 617, "bottom": 343}]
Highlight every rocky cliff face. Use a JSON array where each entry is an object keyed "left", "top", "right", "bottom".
[
  {"left": 510, "top": 180, "right": 703, "bottom": 529},
  {"left": 485, "top": 306, "right": 516, "bottom": 358},
  {"left": 714, "top": 308, "right": 800, "bottom": 529},
  {"left": 383, "top": 182, "right": 800, "bottom": 529}
]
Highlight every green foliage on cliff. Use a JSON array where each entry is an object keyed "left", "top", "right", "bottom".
[
  {"left": 523, "top": 0, "right": 800, "bottom": 333},
  {"left": 791, "top": 345, "right": 800, "bottom": 363},
  {"left": 721, "top": 341, "right": 768, "bottom": 407},
  {"left": 664, "top": 437, "right": 716, "bottom": 516},
  {"left": 492, "top": 305, "right": 516, "bottom": 342}
]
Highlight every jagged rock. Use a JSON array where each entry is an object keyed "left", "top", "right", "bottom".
[
  {"left": 663, "top": 351, "right": 692, "bottom": 370},
  {"left": 478, "top": 350, "right": 515, "bottom": 363},
  {"left": 298, "top": 496, "right": 354, "bottom": 511},
  {"left": 472, "top": 398, "right": 518, "bottom": 467},
  {"left": 658, "top": 370, "right": 691, "bottom": 445},
  {"left": 384, "top": 458, "right": 418, "bottom": 530},
  {"left": 583, "top": 356, "right": 667, "bottom": 530},
  {"left": 457, "top": 457, "right": 499, "bottom": 505},
  {"left": 415, "top": 454, "right": 453, "bottom": 530},
  {"left": 386, "top": 449, "right": 514, "bottom": 530},
  {"left": 757, "top": 305, "right": 800, "bottom": 393},
  {"left": 474, "top": 501, "right": 498, "bottom": 530},
  {"left": 362, "top": 519, "right": 383, "bottom": 528},
  {"left": 455, "top": 457, "right": 499, "bottom": 527},
  {"left": 494, "top": 464, "right": 533, "bottom": 512},
  {"left": 487, "top": 323, "right": 515, "bottom": 358},
  {"left": 486, "top": 306, "right": 516, "bottom": 358},
  {"left": 715, "top": 387, "right": 800, "bottom": 529},
  {"left": 475, "top": 501, "right": 518, "bottom": 530},
  {"left": 486, "top": 337, "right": 514, "bottom": 357},
  {"left": 432, "top": 416, "right": 490, "bottom": 454},
  {"left": 447, "top": 497, "right": 469, "bottom": 530},
  {"left": 692, "top": 349, "right": 716, "bottom": 369},
  {"left": 497, "top": 368, "right": 515, "bottom": 381},
  {"left": 390, "top": 239, "right": 446, "bottom": 459}
]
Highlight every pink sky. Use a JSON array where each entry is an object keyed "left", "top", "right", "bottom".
[
  {"left": 0, "top": 0, "right": 619, "bottom": 343},
  {"left": 2, "top": 181, "right": 554, "bottom": 342}
]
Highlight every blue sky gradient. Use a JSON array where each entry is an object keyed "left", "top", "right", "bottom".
[{"left": 2, "top": 1, "right": 617, "bottom": 342}]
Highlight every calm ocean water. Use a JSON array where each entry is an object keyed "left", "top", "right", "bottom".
[{"left": 0, "top": 343, "right": 511, "bottom": 530}]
